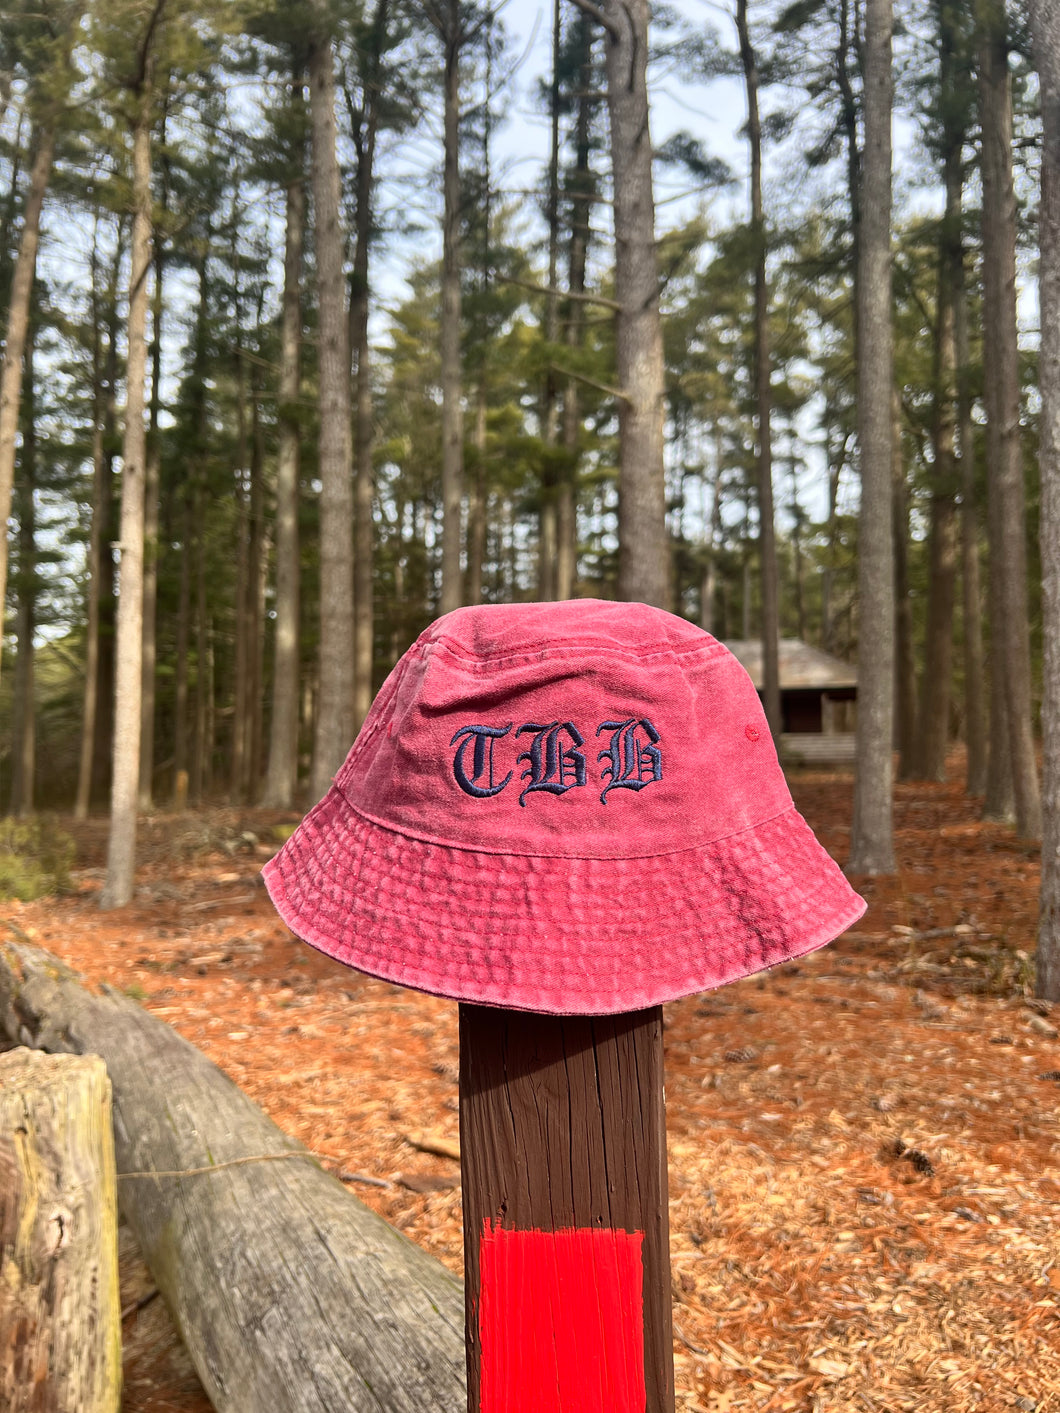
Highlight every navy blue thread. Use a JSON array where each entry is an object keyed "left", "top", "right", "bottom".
[
  {"left": 450, "top": 723, "right": 514, "bottom": 797},
  {"left": 515, "top": 722, "right": 587, "bottom": 806},
  {"left": 596, "top": 718, "right": 663, "bottom": 802}
]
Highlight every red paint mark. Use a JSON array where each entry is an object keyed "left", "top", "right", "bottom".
[
  {"left": 745, "top": 723, "right": 760, "bottom": 742},
  {"left": 478, "top": 1223, "right": 645, "bottom": 1413}
]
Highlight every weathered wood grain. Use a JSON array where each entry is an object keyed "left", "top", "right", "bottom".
[
  {"left": 0, "top": 1047, "right": 122, "bottom": 1413},
  {"left": 459, "top": 1003, "right": 675, "bottom": 1412},
  {"left": 0, "top": 941, "right": 466, "bottom": 1413}
]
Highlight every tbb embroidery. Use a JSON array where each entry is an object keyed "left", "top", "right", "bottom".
[
  {"left": 597, "top": 718, "right": 662, "bottom": 802},
  {"left": 450, "top": 717, "right": 662, "bottom": 804},
  {"left": 451, "top": 723, "right": 515, "bottom": 797},
  {"left": 516, "top": 723, "right": 587, "bottom": 805}
]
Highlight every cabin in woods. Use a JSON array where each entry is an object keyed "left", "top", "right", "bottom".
[{"left": 724, "top": 639, "right": 858, "bottom": 766}]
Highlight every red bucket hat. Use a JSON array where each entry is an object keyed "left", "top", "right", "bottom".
[{"left": 263, "top": 600, "right": 865, "bottom": 1014}]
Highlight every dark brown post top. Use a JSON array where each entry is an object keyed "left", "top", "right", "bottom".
[{"left": 459, "top": 1003, "right": 674, "bottom": 1413}]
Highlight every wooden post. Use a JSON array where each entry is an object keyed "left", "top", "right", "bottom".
[
  {"left": 0, "top": 1047, "right": 122, "bottom": 1413},
  {"left": 459, "top": 1004, "right": 674, "bottom": 1413}
]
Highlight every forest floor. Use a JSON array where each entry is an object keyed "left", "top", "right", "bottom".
[{"left": 4, "top": 750, "right": 1059, "bottom": 1413}]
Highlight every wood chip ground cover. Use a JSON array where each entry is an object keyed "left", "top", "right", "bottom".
[{"left": 7, "top": 758, "right": 1058, "bottom": 1412}]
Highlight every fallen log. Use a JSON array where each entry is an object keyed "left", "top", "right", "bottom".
[
  {"left": 0, "top": 941, "right": 466, "bottom": 1413},
  {"left": 0, "top": 1048, "right": 121, "bottom": 1413}
]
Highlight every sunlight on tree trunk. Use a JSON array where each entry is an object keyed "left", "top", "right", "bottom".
[
  {"left": 849, "top": 0, "right": 896, "bottom": 876},
  {"left": 102, "top": 92, "right": 153, "bottom": 909},
  {"left": 590, "top": 0, "right": 667, "bottom": 608},
  {"left": 737, "top": 0, "right": 780, "bottom": 740},
  {"left": 308, "top": 18, "right": 355, "bottom": 800}
]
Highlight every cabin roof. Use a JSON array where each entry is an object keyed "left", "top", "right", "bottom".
[{"left": 723, "top": 638, "right": 858, "bottom": 692}]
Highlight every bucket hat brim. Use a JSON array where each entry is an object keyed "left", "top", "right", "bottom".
[{"left": 263, "top": 783, "right": 866, "bottom": 1015}]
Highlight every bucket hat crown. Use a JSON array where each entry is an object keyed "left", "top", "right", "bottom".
[{"left": 263, "top": 599, "right": 865, "bottom": 1014}]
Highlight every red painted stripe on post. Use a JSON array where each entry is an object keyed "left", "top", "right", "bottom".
[{"left": 478, "top": 1223, "right": 646, "bottom": 1413}]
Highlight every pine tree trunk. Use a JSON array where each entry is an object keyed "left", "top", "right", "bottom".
[
  {"left": 539, "top": 0, "right": 562, "bottom": 603},
  {"left": 247, "top": 349, "right": 267, "bottom": 796},
  {"left": 913, "top": 53, "right": 962, "bottom": 782},
  {"left": 737, "top": 0, "right": 780, "bottom": 739},
  {"left": 466, "top": 386, "right": 487, "bottom": 605},
  {"left": 557, "top": 11, "right": 596, "bottom": 603},
  {"left": 893, "top": 393, "right": 917, "bottom": 764},
  {"left": 308, "top": 20, "right": 356, "bottom": 799},
  {"left": 101, "top": 90, "right": 153, "bottom": 910},
  {"left": 600, "top": 0, "right": 668, "bottom": 608},
  {"left": 232, "top": 338, "right": 251, "bottom": 800},
  {"left": 1030, "top": 0, "right": 1060, "bottom": 999},
  {"left": 89, "top": 257, "right": 123, "bottom": 812},
  {"left": 438, "top": 0, "right": 465, "bottom": 616},
  {"left": 74, "top": 249, "right": 105, "bottom": 820},
  {"left": 979, "top": 0, "right": 1041, "bottom": 840},
  {"left": 193, "top": 500, "right": 209, "bottom": 805},
  {"left": 849, "top": 0, "right": 896, "bottom": 875},
  {"left": 173, "top": 492, "right": 190, "bottom": 807},
  {"left": 0, "top": 124, "right": 54, "bottom": 690},
  {"left": 956, "top": 256, "right": 988, "bottom": 795},
  {"left": 263, "top": 165, "right": 304, "bottom": 809},
  {"left": 351, "top": 228, "right": 375, "bottom": 732},
  {"left": 351, "top": 2, "right": 387, "bottom": 731},
  {"left": 10, "top": 331, "right": 36, "bottom": 819},
  {"left": 138, "top": 244, "right": 163, "bottom": 811}
]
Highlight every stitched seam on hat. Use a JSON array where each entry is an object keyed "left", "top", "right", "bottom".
[
  {"left": 425, "top": 636, "right": 728, "bottom": 669},
  {"left": 340, "top": 647, "right": 424, "bottom": 776},
  {"left": 330, "top": 783, "right": 802, "bottom": 862}
]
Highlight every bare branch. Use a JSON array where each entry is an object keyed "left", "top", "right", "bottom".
[
  {"left": 549, "top": 363, "right": 628, "bottom": 404},
  {"left": 497, "top": 274, "right": 620, "bottom": 311}
]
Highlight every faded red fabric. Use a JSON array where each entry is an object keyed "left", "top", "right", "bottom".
[{"left": 263, "top": 600, "right": 865, "bottom": 1014}]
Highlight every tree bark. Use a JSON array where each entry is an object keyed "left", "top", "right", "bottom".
[
  {"left": 539, "top": 0, "right": 563, "bottom": 603},
  {"left": 893, "top": 394, "right": 917, "bottom": 764},
  {"left": 350, "top": 0, "right": 388, "bottom": 730},
  {"left": 978, "top": 0, "right": 1042, "bottom": 840},
  {"left": 1030, "top": 0, "right": 1060, "bottom": 998},
  {"left": 0, "top": 941, "right": 466, "bottom": 1413},
  {"left": 77, "top": 228, "right": 122, "bottom": 819},
  {"left": 598, "top": 0, "right": 668, "bottom": 608},
  {"left": 913, "top": 21, "right": 963, "bottom": 781},
  {"left": 102, "top": 88, "right": 153, "bottom": 910},
  {"left": 138, "top": 239, "right": 164, "bottom": 811},
  {"left": 737, "top": 0, "right": 780, "bottom": 739},
  {"left": 232, "top": 330, "right": 251, "bottom": 800},
  {"left": 263, "top": 167, "right": 305, "bottom": 809},
  {"left": 438, "top": 0, "right": 465, "bottom": 616},
  {"left": 173, "top": 491, "right": 191, "bottom": 807},
  {"left": 74, "top": 234, "right": 106, "bottom": 821},
  {"left": 308, "top": 17, "right": 356, "bottom": 800},
  {"left": 466, "top": 385, "right": 487, "bottom": 605},
  {"left": 0, "top": 1049, "right": 121, "bottom": 1413},
  {"left": 557, "top": 12, "right": 596, "bottom": 602},
  {"left": 0, "top": 124, "right": 54, "bottom": 693},
  {"left": 956, "top": 253, "right": 988, "bottom": 795},
  {"left": 10, "top": 328, "right": 36, "bottom": 818},
  {"left": 848, "top": 0, "right": 896, "bottom": 875},
  {"left": 247, "top": 335, "right": 268, "bottom": 795}
]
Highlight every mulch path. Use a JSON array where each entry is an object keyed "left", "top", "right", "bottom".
[{"left": 5, "top": 754, "right": 1058, "bottom": 1412}]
